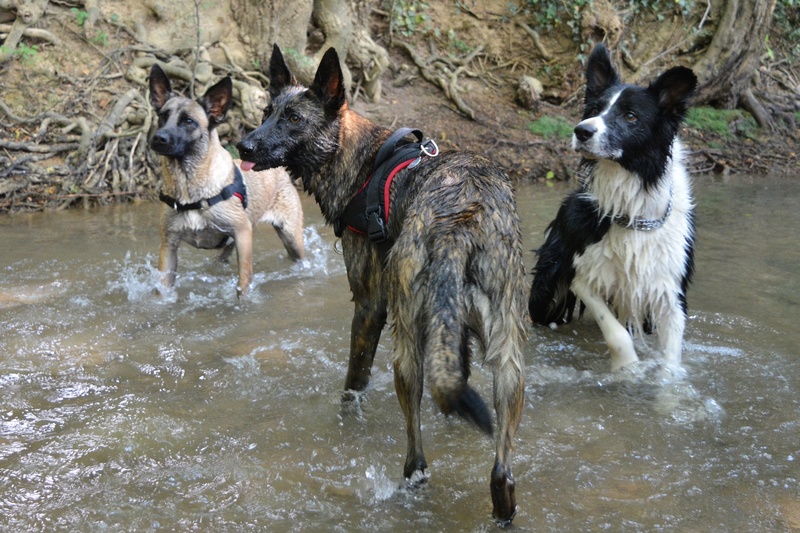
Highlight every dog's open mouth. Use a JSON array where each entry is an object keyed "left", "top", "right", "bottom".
[{"left": 239, "top": 160, "right": 257, "bottom": 172}]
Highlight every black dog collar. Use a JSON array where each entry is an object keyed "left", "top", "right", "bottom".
[{"left": 160, "top": 165, "right": 248, "bottom": 212}]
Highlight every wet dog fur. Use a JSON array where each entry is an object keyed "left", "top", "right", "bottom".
[
  {"left": 237, "top": 45, "right": 527, "bottom": 524},
  {"left": 528, "top": 44, "right": 697, "bottom": 370},
  {"left": 148, "top": 64, "right": 305, "bottom": 297}
]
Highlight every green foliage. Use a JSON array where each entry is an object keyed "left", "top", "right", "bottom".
[
  {"left": 225, "top": 144, "right": 239, "bottom": 159},
  {"left": 518, "top": 0, "right": 696, "bottom": 50},
  {"left": 283, "top": 48, "right": 314, "bottom": 69},
  {"left": 446, "top": 29, "right": 471, "bottom": 53},
  {"left": 391, "top": 0, "right": 431, "bottom": 37},
  {"left": 684, "top": 107, "right": 757, "bottom": 138},
  {"left": 772, "top": 0, "right": 800, "bottom": 56},
  {"left": 91, "top": 31, "right": 108, "bottom": 47},
  {"left": 12, "top": 43, "right": 39, "bottom": 65},
  {"left": 528, "top": 115, "right": 574, "bottom": 139},
  {"left": 70, "top": 7, "right": 90, "bottom": 27}
]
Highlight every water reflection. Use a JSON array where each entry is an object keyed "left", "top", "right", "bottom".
[{"left": 0, "top": 174, "right": 798, "bottom": 531}]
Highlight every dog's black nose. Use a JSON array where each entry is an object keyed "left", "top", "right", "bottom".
[
  {"left": 152, "top": 130, "right": 170, "bottom": 145},
  {"left": 237, "top": 139, "right": 254, "bottom": 160},
  {"left": 574, "top": 123, "right": 597, "bottom": 142}
]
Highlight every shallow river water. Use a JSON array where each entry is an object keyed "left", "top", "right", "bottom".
[{"left": 1, "top": 174, "right": 798, "bottom": 532}]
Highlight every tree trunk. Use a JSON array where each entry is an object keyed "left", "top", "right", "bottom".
[
  {"left": 229, "top": 0, "right": 314, "bottom": 76},
  {"left": 691, "top": 0, "right": 777, "bottom": 116},
  {"left": 228, "top": 0, "right": 387, "bottom": 100}
]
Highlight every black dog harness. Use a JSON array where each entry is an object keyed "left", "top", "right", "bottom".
[
  {"left": 334, "top": 128, "right": 438, "bottom": 252},
  {"left": 159, "top": 165, "right": 248, "bottom": 212}
]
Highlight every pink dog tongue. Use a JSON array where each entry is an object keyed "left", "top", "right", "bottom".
[{"left": 239, "top": 161, "right": 256, "bottom": 171}]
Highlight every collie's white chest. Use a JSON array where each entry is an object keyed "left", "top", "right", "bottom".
[{"left": 576, "top": 216, "right": 690, "bottom": 320}]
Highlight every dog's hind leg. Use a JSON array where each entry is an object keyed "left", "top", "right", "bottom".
[
  {"left": 490, "top": 355, "right": 525, "bottom": 525},
  {"left": 473, "top": 255, "right": 526, "bottom": 524},
  {"left": 386, "top": 228, "right": 433, "bottom": 482},
  {"left": 216, "top": 239, "right": 235, "bottom": 263},
  {"left": 342, "top": 235, "right": 387, "bottom": 398},
  {"left": 268, "top": 188, "right": 305, "bottom": 261},
  {"left": 272, "top": 221, "right": 304, "bottom": 261},
  {"left": 573, "top": 281, "right": 638, "bottom": 370},
  {"left": 393, "top": 330, "right": 428, "bottom": 482}
]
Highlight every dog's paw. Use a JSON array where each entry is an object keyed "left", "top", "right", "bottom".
[
  {"left": 491, "top": 462, "right": 517, "bottom": 526},
  {"left": 400, "top": 469, "right": 429, "bottom": 490},
  {"left": 339, "top": 390, "right": 367, "bottom": 420}
]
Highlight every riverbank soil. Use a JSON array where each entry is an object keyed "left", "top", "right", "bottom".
[{"left": 1, "top": 0, "right": 798, "bottom": 212}]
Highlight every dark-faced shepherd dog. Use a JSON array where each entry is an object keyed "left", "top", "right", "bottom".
[
  {"left": 529, "top": 44, "right": 697, "bottom": 371},
  {"left": 237, "top": 44, "right": 527, "bottom": 524},
  {"left": 148, "top": 64, "right": 305, "bottom": 297}
]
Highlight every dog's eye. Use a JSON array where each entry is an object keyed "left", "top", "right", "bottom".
[
  {"left": 624, "top": 112, "right": 637, "bottom": 123},
  {"left": 183, "top": 116, "right": 195, "bottom": 126},
  {"left": 288, "top": 113, "right": 301, "bottom": 124}
]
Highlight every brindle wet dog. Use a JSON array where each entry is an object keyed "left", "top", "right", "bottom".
[
  {"left": 148, "top": 64, "right": 305, "bottom": 297},
  {"left": 237, "top": 45, "right": 527, "bottom": 524}
]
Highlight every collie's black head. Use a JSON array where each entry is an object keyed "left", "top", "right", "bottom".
[{"left": 573, "top": 44, "right": 697, "bottom": 188}]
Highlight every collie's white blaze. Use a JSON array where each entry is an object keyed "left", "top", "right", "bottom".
[{"left": 572, "top": 90, "right": 625, "bottom": 159}]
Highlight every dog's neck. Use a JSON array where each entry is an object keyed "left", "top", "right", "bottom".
[
  {"left": 311, "top": 106, "right": 389, "bottom": 224},
  {"left": 583, "top": 139, "right": 684, "bottom": 223},
  {"left": 160, "top": 130, "right": 234, "bottom": 204}
]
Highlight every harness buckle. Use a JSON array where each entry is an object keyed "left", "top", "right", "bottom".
[
  {"left": 421, "top": 139, "right": 439, "bottom": 157},
  {"left": 408, "top": 139, "right": 439, "bottom": 169},
  {"left": 366, "top": 205, "right": 388, "bottom": 242}
]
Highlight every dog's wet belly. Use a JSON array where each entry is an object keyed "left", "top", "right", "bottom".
[{"left": 180, "top": 227, "right": 231, "bottom": 249}]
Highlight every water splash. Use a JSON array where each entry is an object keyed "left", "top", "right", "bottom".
[
  {"left": 362, "top": 464, "right": 397, "bottom": 503},
  {"left": 107, "top": 251, "right": 176, "bottom": 304}
]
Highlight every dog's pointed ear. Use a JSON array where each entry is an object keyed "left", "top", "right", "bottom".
[
  {"left": 310, "top": 47, "right": 346, "bottom": 114},
  {"left": 649, "top": 66, "right": 697, "bottom": 118},
  {"left": 269, "top": 43, "right": 297, "bottom": 99},
  {"left": 199, "top": 76, "right": 234, "bottom": 127},
  {"left": 149, "top": 63, "right": 173, "bottom": 111},
  {"left": 584, "top": 44, "right": 620, "bottom": 100}
]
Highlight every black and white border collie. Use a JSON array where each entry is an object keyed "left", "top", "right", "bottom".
[{"left": 529, "top": 44, "right": 698, "bottom": 371}]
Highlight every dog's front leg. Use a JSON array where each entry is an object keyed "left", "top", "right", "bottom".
[
  {"left": 656, "top": 301, "right": 687, "bottom": 366},
  {"left": 158, "top": 224, "right": 181, "bottom": 289},
  {"left": 232, "top": 219, "right": 254, "bottom": 297},
  {"left": 572, "top": 282, "right": 638, "bottom": 370},
  {"left": 342, "top": 237, "right": 387, "bottom": 397}
]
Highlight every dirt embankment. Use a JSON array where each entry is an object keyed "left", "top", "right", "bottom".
[{"left": 0, "top": 0, "right": 797, "bottom": 212}]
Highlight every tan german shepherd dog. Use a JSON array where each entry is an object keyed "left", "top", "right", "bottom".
[
  {"left": 237, "top": 45, "right": 527, "bottom": 525},
  {"left": 148, "top": 64, "right": 305, "bottom": 297}
]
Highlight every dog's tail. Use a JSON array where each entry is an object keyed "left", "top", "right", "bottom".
[
  {"left": 425, "top": 244, "right": 493, "bottom": 436},
  {"left": 529, "top": 223, "right": 577, "bottom": 325},
  {"left": 529, "top": 190, "right": 610, "bottom": 325}
]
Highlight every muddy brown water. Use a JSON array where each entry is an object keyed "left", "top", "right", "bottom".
[{"left": 1, "top": 174, "right": 798, "bottom": 531}]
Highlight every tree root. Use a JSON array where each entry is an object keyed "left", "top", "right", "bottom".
[
  {"left": 400, "top": 40, "right": 483, "bottom": 120},
  {"left": 514, "top": 20, "right": 553, "bottom": 62},
  {"left": 0, "top": 24, "right": 61, "bottom": 46},
  {"left": 0, "top": 41, "right": 273, "bottom": 212},
  {"left": 0, "top": 0, "right": 49, "bottom": 64}
]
